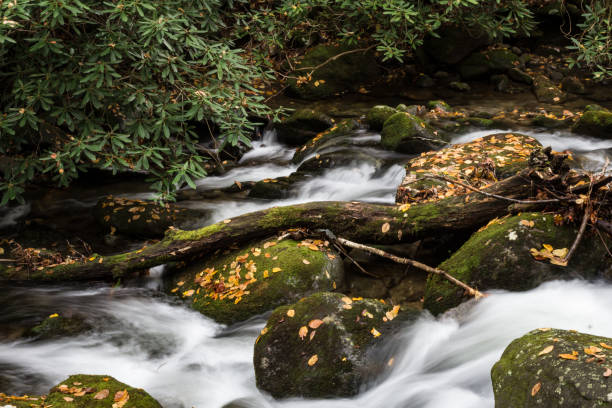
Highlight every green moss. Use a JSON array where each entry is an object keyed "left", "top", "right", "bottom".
[
  {"left": 167, "top": 239, "right": 343, "bottom": 325},
  {"left": 165, "top": 222, "right": 227, "bottom": 241},
  {"left": 427, "top": 100, "right": 451, "bottom": 111},
  {"left": 381, "top": 112, "right": 442, "bottom": 153},
  {"left": 532, "top": 115, "right": 569, "bottom": 129},
  {"left": 366, "top": 105, "right": 397, "bottom": 131},
  {"left": 533, "top": 74, "right": 566, "bottom": 104},
  {"left": 492, "top": 329, "right": 612, "bottom": 408},
  {"left": 465, "top": 117, "right": 495, "bottom": 128},
  {"left": 44, "top": 374, "right": 161, "bottom": 408},
  {"left": 573, "top": 110, "right": 612, "bottom": 138},
  {"left": 29, "top": 316, "right": 91, "bottom": 340}
]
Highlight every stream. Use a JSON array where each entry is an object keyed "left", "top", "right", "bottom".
[{"left": 1, "top": 124, "right": 611, "bottom": 407}]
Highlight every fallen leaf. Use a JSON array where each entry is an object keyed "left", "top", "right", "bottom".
[
  {"left": 49, "top": 313, "right": 59, "bottom": 319},
  {"left": 272, "top": 267, "right": 282, "bottom": 273},
  {"left": 299, "top": 326, "right": 308, "bottom": 340},
  {"left": 520, "top": 220, "right": 535, "bottom": 228},
  {"left": 584, "top": 346, "right": 603, "bottom": 355},
  {"left": 381, "top": 223, "right": 390, "bottom": 233},
  {"left": 307, "top": 354, "right": 318, "bottom": 366},
  {"left": 63, "top": 397, "right": 74, "bottom": 402},
  {"left": 371, "top": 328, "right": 381, "bottom": 337},
  {"left": 308, "top": 244, "right": 319, "bottom": 251},
  {"left": 600, "top": 343, "right": 612, "bottom": 350},
  {"left": 341, "top": 296, "right": 353, "bottom": 305},
  {"left": 302, "top": 259, "right": 310, "bottom": 264},
  {"left": 604, "top": 368, "right": 612, "bottom": 377},
  {"left": 559, "top": 353, "right": 578, "bottom": 360},
  {"left": 531, "top": 382, "right": 541, "bottom": 397},
  {"left": 538, "top": 345, "right": 554, "bottom": 356},
  {"left": 182, "top": 289, "right": 195, "bottom": 297},
  {"left": 287, "top": 309, "right": 295, "bottom": 317},
  {"left": 112, "top": 390, "right": 129, "bottom": 408},
  {"left": 308, "top": 319, "right": 323, "bottom": 329},
  {"left": 223, "top": 219, "right": 232, "bottom": 224},
  {"left": 309, "top": 330, "right": 316, "bottom": 341}
]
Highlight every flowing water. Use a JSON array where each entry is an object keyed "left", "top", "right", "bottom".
[{"left": 1, "top": 124, "right": 611, "bottom": 407}]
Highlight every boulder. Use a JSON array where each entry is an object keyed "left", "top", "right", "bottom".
[
  {"left": 28, "top": 315, "right": 91, "bottom": 340},
  {"left": 94, "top": 196, "right": 209, "bottom": 238},
  {"left": 424, "top": 213, "right": 612, "bottom": 315},
  {"left": 508, "top": 67, "right": 533, "bottom": 85},
  {"left": 380, "top": 112, "right": 447, "bottom": 154},
  {"left": 492, "top": 328, "right": 612, "bottom": 408},
  {"left": 296, "top": 149, "right": 384, "bottom": 174},
  {"left": 459, "top": 49, "right": 519, "bottom": 80},
  {"left": 253, "top": 292, "right": 412, "bottom": 398},
  {"left": 415, "top": 73, "right": 435, "bottom": 88},
  {"left": 167, "top": 238, "right": 344, "bottom": 325},
  {"left": 561, "top": 76, "right": 587, "bottom": 94},
  {"left": 572, "top": 110, "right": 612, "bottom": 139},
  {"left": 366, "top": 105, "right": 397, "bottom": 131},
  {"left": 396, "top": 133, "right": 541, "bottom": 204},
  {"left": 291, "top": 119, "right": 359, "bottom": 164},
  {"left": 44, "top": 374, "right": 161, "bottom": 408},
  {"left": 449, "top": 81, "right": 471, "bottom": 92},
  {"left": 424, "top": 26, "right": 490, "bottom": 65},
  {"left": 426, "top": 100, "right": 451, "bottom": 112},
  {"left": 274, "top": 109, "right": 333, "bottom": 146},
  {"left": 248, "top": 174, "right": 306, "bottom": 200},
  {"left": 287, "top": 45, "right": 381, "bottom": 99},
  {"left": 533, "top": 74, "right": 566, "bottom": 104},
  {"left": 532, "top": 114, "right": 571, "bottom": 129}
]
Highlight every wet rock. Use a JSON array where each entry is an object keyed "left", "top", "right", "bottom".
[
  {"left": 415, "top": 73, "right": 435, "bottom": 88},
  {"left": 380, "top": 112, "right": 447, "bottom": 154},
  {"left": 396, "top": 133, "right": 540, "bottom": 204},
  {"left": 389, "top": 275, "right": 425, "bottom": 305},
  {"left": 348, "top": 275, "right": 388, "bottom": 299},
  {"left": 491, "top": 74, "right": 511, "bottom": 93},
  {"left": 396, "top": 104, "right": 425, "bottom": 116},
  {"left": 533, "top": 74, "right": 566, "bottom": 104},
  {"left": 297, "top": 149, "right": 383, "bottom": 174},
  {"left": 572, "top": 110, "right": 612, "bottom": 139},
  {"left": 274, "top": 109, "right": 333, "bottom": 146},
  {"left": 94, "top": 196, "right": 210, "bottom": 238},
  {"left": 167, "top": 238, "right": 344, "bottom": 325},
  {"left": 426, "top": 100, "right": 451, "bottom": 112},
  {"left": 459, "top": 49, "right": 519, "bottom": 80},
  {"left": 45, "top": 374, "right": 161, "bottom": 407},
  {"left": 287, "top": 45, "right": 381, "bottom": 99},
  {"left": 424, "top": 213, "right": 612, "bottom": 316},
  {"left": 561, "top": 76, "right": 587, "bottom": 94},
  {"left": 254, "top": 292, "right": 413, "bottom": 398},
  {"left": 366, "top": 105, "right": 398, "bottom": 131},
  {"left": 449, "top": 81, "right": 471, "bottom": 92},
  {"left": 532, "top": 114, "right": 570, "bottom": 129},
  {"left": 492, "top": 328, "right": 612, "bottom": 408},
  {"left": 508, "top": 68, "right": 533, "bottom": 85},
  {"left": 424, "top": 26, "right": 489, "bottom": 65},
  {"left": 27, "top": 315, "right": 91, "bottom": 340},
  {"left": 464, "top": 117, "right": 495, "bottom": 128},
  {"left": 248, "top": 174, "right": 306, "bottom": 200},
  {"left": 292, "top": 119, "right": 360, "bottom": 164}
]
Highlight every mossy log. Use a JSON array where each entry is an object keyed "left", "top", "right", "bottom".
[{"left": 1, "top": 170, "right": 543, "bottom": 282}]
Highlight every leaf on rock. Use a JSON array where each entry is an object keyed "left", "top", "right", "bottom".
[
  {"left": 584, "top": 346, "right": 603, "bottom": 355},
  {"left": 538, "top": 345, "right": 554, "bottom": 356},
  {"left": 182, "top": 289, "right": 195, "bottom": 297},
  {"left": 63, "top": 397, "right": 74, "bottom": 402},
  {"left": 112, "top": 390, "right": 129, "bottom": 408},
  {"left": 381, "top": 223, "right": 390, "bottom": 233},
  {"left": 600, "top": 343, "right": 612, "bottom": 350},
  {"left": 302, "top": 259, "right": 310, "bottom": 264},
  {"left": 520, "top": 220, "right": 535, "bottom": 227},
  {"left": 371, "top": 328, "right": 381, "bottom": 337},
  {"left": 307, "top": 354, "right": 318, "bottom": 366},
  {"left": 559, "top": 353, "right": 578, "bottom": 360},
  {"left": 604, "top": 368, "right": 612, "bottom": 377},
  {"left": 299, "top": 326, "right": 308, "bottom": 340},
  {"left": 308, "top": 319, "right": 323, "bottom": 329},
  {"left": 531, "top": 382, "right": 541, "bottom": 397},
  {"left": 287, "top": 309, "right": 295, "bottom": 317}
]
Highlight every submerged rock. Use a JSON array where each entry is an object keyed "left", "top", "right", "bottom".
[
  {"left": 274, "top": 109, "right": 333, "bottom": 146},
  {"left": 424, "top": 213, "right": 612, "bottom": 315},
  {"left": 254, "top": 292, "right": 412, "bottom": 398},
  {"left": 291, "top": 119, "right": 360, "bottom": 164},
  {"left": 449, "top": 81, "right": 471, "bottom": 92},
  {"left": 297, "top": 149, "right": 384, "bottom": 174},
  {"left": 287, "top": 45, "right": 380, "bottom": 99},
  {"left": 395, "top": 133, "right": 540, "bottom": 204},
  {"left": 573, "top": 110, "right": 612, "bottom": 139},
  {"left": 492, "top": 328, "right": 612, "bottom": 408},
  {"left": 380, "top": 112, "right": 447, "bottom": 154},
  {"left": 458, "top": 49, "right": 519, "bottom": 80},
  {"left": 167, "top": 238, "right": 343, "bottom": 325},
  {"left": 248, "top": 174, "right": 306, "bottom": 200},
  {"left": 533, "top": 74, "right": 566, "bottom": 104},
  {"left": 45, "top": 374, "right": 161, "bottom": 407},
  {"left": 366, "top": 105, "right": 397, "bottom": 131},
  {"left": 94, "top": 196, "right": 209, "bottom": 238},
  {"left": 28, "top": 315, "right": 91, "bottom": 340}
]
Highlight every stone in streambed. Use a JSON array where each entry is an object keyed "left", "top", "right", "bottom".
[
  {"left": 492, "top": 328, "right": 612, "bottom": 408},
  {"left": 27, "top": 315, "right": 92, "bottom": 340},
  {"left": 253, "top": 292, "right": 416, "bottom": 398},
  {"left": 366, "top": 105, "right": 397, "bottom": 131},
  {"left": 533, "top": 74, "right": 566, "bottom": 104},
  {"left": 572, "top": 110, "right": 612, "bottom": 139},
  {"left": 166, "top": 238, "right": 344, "bottom": 325},
  {"left": 291, "top": 118, "right": 360, "bottom": 164},
  {"left": 380, "top": 112, "right": 448, "bottom": 154},
  {"left": 274, "top": 109, "right": 333, "bottom": 146}
]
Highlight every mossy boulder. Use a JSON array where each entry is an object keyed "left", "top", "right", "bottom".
[
  {"left": 45, "top": 374, "right": 161, "bottom": 408},
  {"left": 94, "top": 196, "right": 209, "bottom": 238},
  {"left": 458, "top": 49, "right": 519, "bottom": 80},
  {"left": 297, "top": 149, "right": 383, "bottom": 174},
  {"left": 508, "top": 67, "right": 533, "bottom": 85},
  {"left": 366, "top": 105, "right": 397, "bottom": 131},
  {"left": 572, "top": 110, "right": 612, "bottom": 139},
  {"left": 248, "top": 173, "right": 306, "bottom": 199},
  {"left": 532, "top": 114, "right": 571, "bottom": 129},
  {"left": 380, "top": 112, "right": 447, "bottom": 154},
  {"left": 274, "top": 109, "right": 333, "bottom": 146},
  {"left": 424, "top": 213, "right": 612, "bottom": 315},
  {"left": 28, "top": 315, "right": 91, "bottom": 340},
  {"left": 167, "top": 238, "right": 344, "bottom": 325},
  {"left": 561, "top": 76, "right": 587, "bottom": 94},
  {"left": 287, "top": 45, "right": 380, "bottom": 99},
  {"left": 253, "top": 292, "right": 412, "bottom": 398},
  {"left": 426, "top": 100, "right": 451, "bottom": 112},
  {"left": 449, "top": 81, "right": 471, "bottom": 92},
  {"left": 492, "top": 328, "right": 612, "bottom": 408},
  {"left": 533, "top": 74, "right": 566, "bottom": 104},
  {"left": 291, "top": 119, "right": 359, "bottom": 164},
  {"left": 396, "top": 133, "right": 540, "bottom": 204}
]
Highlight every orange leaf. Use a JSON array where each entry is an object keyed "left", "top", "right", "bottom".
[
  {"left": 286, "top": 309, "right": 295, "bottom": 317},
  {"left": 538, "top": 345, "right": 554, "bottom": 356},
  {"left": 308, "top": 319, "right": 323, "bottom": 329},
  {"left": 307, "top": 354, "right": 318, "bottom": 366},
  {"left": 299, "top": 326, "right": 308, "bottom": 340},
  {"left": 559, "top": 353, "right": 578, "bottom": 360},
  {"left": 93, "top": 389, "right": 109, "bottom": 400},
  {"left": 531, "top": 382, "right": 541, "bottom": 397}
]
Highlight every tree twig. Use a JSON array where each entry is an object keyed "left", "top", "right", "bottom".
[
  {"left": 332, "top": 236, "right": 485, "bottom": 299},
  {"left": 563, "top": 202, "right": 591, "bottom": 265},
  {"left": 331, "top": 242, "right": 379, "bottom": 278},
  {"left": 293, "top": 45, "right": 375, "bottom": 74},
  {"left": 424, "top": 173, "right": 561, "bottom": 204}
]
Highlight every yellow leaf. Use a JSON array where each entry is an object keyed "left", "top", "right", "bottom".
[
  {"left": 260, "top": 327, "right": 268, "bottom": 335},
  {"left": 308, "top": 244, "right": 319, "bottom": 251},
  {"left": 381, "top": 223, "right": 390, "bottom": 233},
  {"left": 520, "top": 219, "right": 535, "bottom": 227},
  {"left": 552, "top": 248, "right": 568, "bottom": 258},
  {"left": 49, "top": 313, "right": 59, "bottom": 319},
  {"left": 559, "top": 353, "right": 578, "bottom": 360},
  {"left": 287, "top": 309, "right": 295, "bottom": 317},
  {"left": 371, "top": 328, "right": 381, "bottom": 337},
  {"left": 182, "top": 289, "right": 195, "bottom": 297},
  {"left": 263, "top": 270, "right": 269, "bottom": 278},
  {"left": 543, "top": 244, "right": 554, "bottom": 252},
  {"left": 531, "top": 382, "right": 541, "bottom": 397},
  {"left": 299, "top": 326, "right": 308, "bottom": 340},
  {"left": 600, "top": 343, "right": 612, "bottom": 350},
  {"left": 308, "top": 319, "right": 323, "bottom": 329},
  {"left": 584, "top": 346, "right": 603, "bottom": 355},
  {"left": 93, "top": 389, "right": 109, "bottom": 400},
  {"left": 112, "top": 390, "right": 129, "bottom": 408},
  {"left": 272, "top": 267, "right": 282, "bottom": 273},
  {"left": 307, "top": 354, "right": 318, "bottom": 366},
  {"left": 538, "top": 345, "right": 554, "bottom": 355},
  {"left": 302, "top": 259, "right": 310, "bottom": 265}
]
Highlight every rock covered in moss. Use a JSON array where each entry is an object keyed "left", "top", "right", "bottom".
[
  {"left": 287, "top": 45, "right": 380, "bottom": 99},
  {"left": 44, "top": 374, "right": 161, "bottom": 408},
  {"left": 380, "top": 112, "right": 447, "bottom": 154},
  {"left": 297, "top": 149, "right": 384, "bottom": 174},
  {"left": 94, "top": 196, "right": 209, "bottom": 238},
  {"left": 508, "top": 67, "right": 533, "bottom": 85},
  {"left": 561, "top": 76, "right": 587, "bottom": 94},
  {"left": 291, "top": 119, "right": 359, "bottom": 164},
  {"left": 366, "top": 105, "right": 397, "bottom": 131},
  {"left": 533, "top": 74, "right": 566, "bottom": 104},
  {"left": 0, "top": 393, "right": 43, "bottom": 407},
  {"left": 424, "top": 213, "right": 611, "bottom": 315},
  {"left": 395, "top": 133, "right": 540, "bottom": 204},
  {"left": 167, "top": 238, "right": 344, "bottom": 325},
  {"left": 248, "top": 174, "right": 306, "bottom": 199},
  {"left": 492, "top": 328, "right": 612, "bottom": 408},
  {"left": 274, "top": 109, "right": 333, "bottom": 146},
  {"left": 532, "top": 114, "right": 571, "bottom": 129},
  {"left": 426, "top": 100, "right": 451, "bottom": 112},
  {"left": 573, "top": 110, "right": 612, "bottom": 139},
  {"left": 254, "top": 292, "right": 410, "bottom": 398},
  {"left": 28, "top": 315, "right": 91, "bottom": 340},
  {"left": 449, "top": 81, "right": 471, "bottom": 92}
]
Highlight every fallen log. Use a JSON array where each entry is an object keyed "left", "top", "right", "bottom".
[{"left": 0, "top": 170, "right": 549, "bottom": 281}]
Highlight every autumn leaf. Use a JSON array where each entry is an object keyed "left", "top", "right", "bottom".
[
  {"left": 93, "top": 389, "right": 109, "bottom": 400},
  {"left": 112, "top": 390, "right": 129, "bottom": 408},
  {"left": 341, "top": 296, "right": 352, "bottom": 305},
  {"left": 600, "top": 343, "right": 612, "bottom": 350},
  {"left": 559, "top": 353, "right": 578, "bottom": 360},
  {"left": 531, "top": 382, "right": 541, "bottom": 397},
  {"left": 49, "top": 313, "right": 59, "bottom": 319},
  {"left": 538, "top": 345, "right": 554, "bottom": 356},
  {"left": 308, "top": 244, "right": 319, "bottom": 251},
  {"left": 520, "top": 219, "right": 535, "bottom": 227},
  {"left": 371, "top": 328, "right": 381, "bottom": 337},
  {"left": 63, "top": 396, "right": 74, "bottom": 402},
  {"left": 286, "top": 309, "right": 295, "bottom": 317},
  {"left": 307, "top": 354, "right": 318, "bottom": 366},
  {"left": 381, "top": 223, "right": 390, "bottom": 233},
  {"left": 299, "top": 326, "right": 308, "bottom": 340},
  {"left": 223, "top": 219, "right": 232, "bottom": 224},
  {"left": 584, "top": 346, "right": 603, "bottom": 355},
  {"left": 272, "top": 267, "right": 282, "bottom": 273},
  {"left": 604, "top": 368, "right": 612, "bottom": 377},
  {"left": 308, "top": 319, "right": 323, "bottom": 329},
  {"left": 302, "top": 259, "right": 310, "bottom": 265},
  {"left": 182, "top": 289, "right": 195, "bottom": 297}
]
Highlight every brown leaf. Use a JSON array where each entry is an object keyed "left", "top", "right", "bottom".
[
  {"left": 93, "top": 389, "right": 109, "bottom": 400},
  {"left": 559, "top": 353, "right": 578, "bottom": 360},
  {"left": 308, "top": 319, "right": 323, "bottom": 329},
  {"left": 307, "top": 354, "right": 318, "bottom": 366},
  {"left": 309, "top": 330, "right": 316, "bottom": 341},
  {"left": 63, "top": 397, "right": 74, "bottom": 402},
  {"left": 538, "top": 345, "right": 554, "bottom": 356},
  {"left": 531, "top": 382, "right": 541, "bottom": 397},
  {"left": 381, "top": 223, "right": 390, "bottom": 233},
  {"left": 299, "top": 326, "right": 308, "bottom": 340},
  {"left": 112, "top": 390, "right": 129, "bottom": 408}
]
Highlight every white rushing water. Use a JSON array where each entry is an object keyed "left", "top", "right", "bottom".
[{"left": 2, "top": 280, "right": 612, "bottom": 408}]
